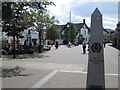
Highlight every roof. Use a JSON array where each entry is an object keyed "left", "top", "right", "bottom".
[
  {"left": 111, "top": 31, "right": 120, "bottom": 35},
  {"left": 103, "top": 29, "right": 115, "bottom": 34},
  {"left": 72, "top": 23, "right": 84, "bottom": 32},
  {"left": 55, "top": 25, "right": 66, "bottom": 32},
  {"left": 103, "top": 29, "right": 109, "bottom": 33},
  {"left": 57, "top": 22, "right": 90, "bottom": 33},
  {"left": 55, "top": 23, "right": 114, "bottom": 35},
  {"left": 71, "top": 22, "right": 90, "bottom": 33}
]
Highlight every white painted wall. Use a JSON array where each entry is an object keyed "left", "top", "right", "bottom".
[
  {"left": 76, "top": 25, "right": 90, "bottom": 43},
  {"left": 2, "top": 31, "right": 39, "bottom": 45}
]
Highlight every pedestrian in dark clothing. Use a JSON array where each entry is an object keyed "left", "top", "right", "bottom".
[
  {"left": 33, "top": 41, "right": 37, "bottom": 46},
  {"left": 87, "top": 43, "right": 89, "bottom": 51},
  {"left": 82, "top": 41, "right": 86, "bottom": 54},
  {"left": 103, "top": 40, "right": 106, "bottom": 48},
  {"left": 63, "top": 40, "right": 66, "bottom": 45},
  {"left": 55, "top": 41, "right": 59, "bottom": 49},
  {"left": 24, "top": 40, "right": 27, "bottom": 46}
]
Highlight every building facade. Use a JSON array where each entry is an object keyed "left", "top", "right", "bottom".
[{"left": 57, "top": 19, "right": 90, "bottom": 44}]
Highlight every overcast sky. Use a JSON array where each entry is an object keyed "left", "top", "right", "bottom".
[{"left": 48, "top": 0, "right": 120, "bottom": 30}]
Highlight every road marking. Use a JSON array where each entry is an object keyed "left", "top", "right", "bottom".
[
  {"left": 29, "top": 70, "right": 119, "bottom": 90},
  {"left": 59, "top": 70, "right": 83, "bottom": 73},
  {"left": 59, "top": 70, "right": 119, "bottom": 76},
  {"left": 30, "top": 70, "right": 58, "bottom": 89},
  {"left": 105, "top": 73, "right": 119, "bottom": 76}
]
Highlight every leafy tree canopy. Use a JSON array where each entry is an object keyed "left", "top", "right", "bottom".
[
  {"left": 2, "top": 1, "right": 56, "bottom": 36},
  {"left": 46, "top": 25, "right": 60, "bottom": 41}
]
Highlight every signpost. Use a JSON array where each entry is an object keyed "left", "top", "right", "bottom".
[{"left": 86, "top": 8, "right": 105, "bottom": 89}]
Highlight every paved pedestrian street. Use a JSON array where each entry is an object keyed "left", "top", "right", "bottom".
[{"left": 1, "top": 44, "right": 119, "bottom": 89}]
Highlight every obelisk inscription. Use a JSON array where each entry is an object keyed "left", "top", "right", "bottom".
[{"left": 86, "top": 8, "right": 105, "bottom": 89}]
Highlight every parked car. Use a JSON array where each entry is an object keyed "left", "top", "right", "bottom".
[
  {"left": 43, "top": 40, "right": 52, "bottom": 51},
  {"left": 43, "top": 45, "right": 52, "bottom": 51}
]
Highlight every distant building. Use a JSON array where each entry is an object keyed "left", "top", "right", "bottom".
[
  {"left": 103, "top": 29, "right": 115, "bottom": 34},
  {"left": 56, "top": 19, "right": 90, "bottom": 44},
  {"left": 103, "top": 28, "right": 115, "bottom": 42},
  {"left": 75, "top": 19, "right": 90, "bottom": 43},
  {"left": 55, "top": 19, "right": 116, "bottom": 45},
  {"left": 1, "top": 30, "right": 39, "bottom": 46},
  {"left": 111, "top": 22, "right": 120, "bottom": 49}
]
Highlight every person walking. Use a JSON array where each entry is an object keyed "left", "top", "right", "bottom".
[
  {"left": 67, "top": 42, "right": 71, "bottom": 48},
  {"left": 55, "top": 41, "right": 59, "bottom": 49},
  {"left": 103, "top": 40, "right": 106, "bottom": 48},
  {"left": 82, "top": 41, "right": 86, "bottom": 54}
]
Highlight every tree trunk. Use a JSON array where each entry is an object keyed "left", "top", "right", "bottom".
[
  {"left": 13, "top": 35, "right": 16, "bottom": 59},
  {"left": 38, "top": 30, "right": 43, "bottom": 53}
]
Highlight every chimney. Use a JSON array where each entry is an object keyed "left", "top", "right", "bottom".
[{"left": 83, "top": 19, "right": 85, "bottom": 24}]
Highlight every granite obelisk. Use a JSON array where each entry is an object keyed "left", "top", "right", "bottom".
[{"left": 86, "top": 8, "right": 105, "bottom": 89}]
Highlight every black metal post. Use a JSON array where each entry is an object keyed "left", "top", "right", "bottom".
[
  {"left": 38, "top": 30, "right": 42, "bottom": 53},
  {"left": 13, "top": 35, "right": 16, "bottom": 59}
]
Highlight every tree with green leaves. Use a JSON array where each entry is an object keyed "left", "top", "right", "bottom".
[
  {"left": 2, "top": 1, "right": 57, "bottom": 57},
  {"left": 2, "top": 2, "right": 27, "bottom": 58},
  {"left": 22, "top": 4, "right": 58, "bottom": 53},
  {"left": 63, "top": 23, "right": 76, "bottom": 43},
  {"left": 46, "top": 25, "right": 60, "bottom": 41},
  {"left": 64, "top": 28, "right": 70, "bottom": 41},
  {"left": 69, "top": 23, "right": 76, "bottom": 43}
]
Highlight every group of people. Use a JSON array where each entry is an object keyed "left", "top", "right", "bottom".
[
  {"left": 55, "top": 40, "right": 87, "bottom": 54},
  {"left": 54, "top": 41, "right": 72, "bottom": 49}
]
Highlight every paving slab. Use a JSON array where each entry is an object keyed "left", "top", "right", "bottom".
[
  {"left": 2, "top": 68, "right": 52, "bottom": 88},
  {"left": 40, "top": 71, "right": 118, "bottom": 88},
  {"left": 1, "top": 44, "right": 119, "bottom": 89}
]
